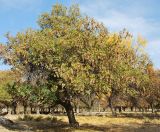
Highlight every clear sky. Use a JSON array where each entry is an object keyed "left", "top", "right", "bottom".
[{"left": 0, "top": 0, "right": 160, "bottom": 70}]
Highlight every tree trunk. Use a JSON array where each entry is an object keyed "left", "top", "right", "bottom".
[
  {"left": 98, "top": 101, "right": 101, "bottom": 112},
  {"left": 108, "top": 97, "right": 116, "bottom": 115},
  {"left": 131, "top": 106, "right": 133, "bottom": 112},
  {"left": 24, "top": 106, "right": 27, "bottom": 114},
  {"left": 55, "top": 85, "right": 79, "bottom": 127},
  {"left": 23, "top": 103, "right": 27, "bottom": 114},
  {"left": 151, "top": 104, "right": 154, "bottom": 113},
  {"left": 11, "top": 101, "right": 17, "bottom": 114},
  {"left": 123, "top": 107, "right": 126, "bottom": 111},
  {"left": 61, "top": 101, "right": 79, "bottom": 127},
  {"left": 30, "top": 107, "right": 33, "bottom": 114},
  {"left": 118, "top": 107, "right": 122, "bottom": 113}
]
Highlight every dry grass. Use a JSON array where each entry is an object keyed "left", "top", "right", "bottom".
[{"left": 0, "top": 114, "right": 160, "bottom": 132}]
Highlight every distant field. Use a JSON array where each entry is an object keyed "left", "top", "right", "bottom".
[{"left": 0, "top": 114, "right": 160, "bottom": 132}]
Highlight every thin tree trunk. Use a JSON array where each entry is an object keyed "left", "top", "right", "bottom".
[
  {"left": 30, "top": 107, "right": 33, "bottom": 114},
  {"left": 11, "top": 101, "right": 17, "bottom": 114},
  {"left": 151, "top": 104, "right": 154, "bottom": 113},
  {"left": 23, "top": 103, "right": 27, "bottom": 114},
  {"left": 108, "top": 97, "right": 116, "bottom": 115},
  {"left": 24, "top": 106, "right": 27, "bottom": 114},
  {"left": 118, "top": 107, "right": 122, "bottom": 113},
  {"left": 98, "top": 101, "right": 101, "bottom": 113},
  {"left": 131, "top": 106, "right": 133, "bottom": 112}
]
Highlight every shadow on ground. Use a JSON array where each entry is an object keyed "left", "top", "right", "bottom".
[
  {"left": 78, "top": 123, "right": 160, "bottom": 132},
  {"left": 1, "top": 117, "right": 160, "bottom": 132},
  {"left": 0, "top": 118, "right": 71, "bottom": 132}
]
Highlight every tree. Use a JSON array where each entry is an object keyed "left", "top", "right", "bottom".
[{"left": 1, "top": 4, "right": 152, "bottom": 126}]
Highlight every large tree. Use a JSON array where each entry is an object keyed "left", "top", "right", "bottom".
[{"left": 1, "top": 4, "right": 151, "bottom": 126}]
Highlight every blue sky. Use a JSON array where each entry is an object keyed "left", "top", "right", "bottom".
[{"left": 0, "top": 0, "right": 160, "bottom": 70}]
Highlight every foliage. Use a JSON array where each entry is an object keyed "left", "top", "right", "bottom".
[{"left": 0, "top": 71, "right": 17, "bottom": 101}]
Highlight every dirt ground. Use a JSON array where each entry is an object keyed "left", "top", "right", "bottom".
[{"left": 0, "top": 114, "right": 160, "bottom": 132}]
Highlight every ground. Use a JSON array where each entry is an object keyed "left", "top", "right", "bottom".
[{"left": 0, "top": 114, "right": 160, "bottom": 132}]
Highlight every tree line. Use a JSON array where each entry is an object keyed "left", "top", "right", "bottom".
[{"left": 0, "top": 4, "right": 160, "bottom": 127}]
